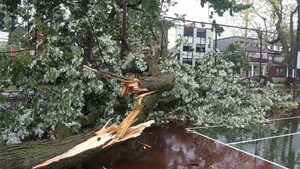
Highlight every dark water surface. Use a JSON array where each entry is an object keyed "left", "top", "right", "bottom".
[
  {"left": 194, "top": 116, "right": 300, "bottom": 169},
  {"left": 194, "top": 117, "right": 300, "bottom": 144},
  {"left": 82, "top": 123, "right": 283, "bottom": 169},
  {"left": 233, "top": 133, "right": 300, "bottom": 169}
]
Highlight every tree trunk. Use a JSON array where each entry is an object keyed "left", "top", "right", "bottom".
[
  {"left": 297, "top": 0, "right": 300, "bottom": 71},
  {"left": 268, "top": 0, "right": 294, "bottom": 73},
  {"left": 0, "top": 120, "right": 154, "bottom": 169},
  {"left": 0, "top": 130, "right": 94, "bottom": 169}
]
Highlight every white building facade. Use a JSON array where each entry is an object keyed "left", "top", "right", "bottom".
[{"left": 175, "top": 23, "right": 214, "bottom": 66}]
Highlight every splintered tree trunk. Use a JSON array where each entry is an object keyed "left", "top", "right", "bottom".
[
  {"left": 0, "top": 72, "right": 175, "bottom": 169},
  {"left": 0, "top": 121, "right": 154, "bottom": 169},
  {"left": 0, "top": 131, "right": 94, "bottom": 169}
]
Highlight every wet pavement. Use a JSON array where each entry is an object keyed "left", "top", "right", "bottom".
[
  {"left": 82, "top": 123, "right": 284, "bottom": 169},
  {"left": 193, "top": 107, "right": 300, "bottom": 169},
  {"left": 194, "top": 117, "right": 300, "bottom": 144}
]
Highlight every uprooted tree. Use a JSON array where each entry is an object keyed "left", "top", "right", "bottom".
[{"left": 0, "top": 0, "right": 297, "bottom": 168}]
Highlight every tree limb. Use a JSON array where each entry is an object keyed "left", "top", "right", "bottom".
[{"left": 32, "top": 120, "right": 154, "bottom": 169}]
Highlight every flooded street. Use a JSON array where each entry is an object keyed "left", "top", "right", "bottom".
[{"left": 82, "top": 123, "right": 283, "bottom": 169}]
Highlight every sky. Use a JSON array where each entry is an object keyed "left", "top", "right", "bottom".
[
  {"left": 165, "top": 0, "right": 244, "bottom": 27},
  {"left": 166, "top": 0, "right": 211, "bottom": 22},
  {"left": 165, "top": 0, "right": 242, "bottom": 47}
]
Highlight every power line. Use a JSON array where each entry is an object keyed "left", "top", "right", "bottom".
[{"left": 163, "top": 16, "right": 276, "bottom": 34}]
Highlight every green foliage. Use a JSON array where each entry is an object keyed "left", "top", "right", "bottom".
[
  {"left": 149, "top": 53, "right": 295, "bottom": 127},
  {"left": 0, "top": 47, "right": 108, "bottom": 144},
  {"left": 223, "top": 43, "right": 249, "bottom": 74},
  {"left": 0, "top": 0, "right": 172, "bottom": 144},
  {"left": 200, "top": 0, "right": 251, "bottom": 16}
]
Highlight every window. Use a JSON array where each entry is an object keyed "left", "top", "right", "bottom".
[
  {"left": 195, "top": 37, "right": 206, "bottom": 44},
  {"left": 196, "top": 28, "right": 206, "bottom": 37},
  {"left": 183, "top": 45, "right": 193, "bottom": 52},
  {"left": 182, "top": 58, "right": 192, "bottom": 65},
  {"left": 182, "top": 52, "right": 192, "bottom": 65},
  {"left": 196, "top": 44, "right": 205, "bottom": 52},
  {"left": 274, "top": 56, "right": 284, "bottom": 62},
  {"left": 184, "top": 27, "right": 194, "bottom": 36},
  {"left": 276, "top": 68, "right": 285, "bottom": 75},
  {"left": 184, "top": 36, "right": 193, "bottom": 44},
  {"left": 176, "top": 50, "right": 181, "bottom": 60},
  {"left": 208, "top": 37, "right": 211, "bottom": 48}
]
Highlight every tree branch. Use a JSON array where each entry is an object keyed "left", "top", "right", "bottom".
[{"left": 290, "top": 5, "right": 297, "bottom": 55}]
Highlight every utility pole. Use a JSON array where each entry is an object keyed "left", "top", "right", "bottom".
[
  {"left": 258, "top": 30, "right": 263, "bottom": 76},
  {"left": 121, "top": 0, "right": 127, "bottom": 60},
  {"left": 243, "top": 0, "right": 250, "bottom": 76},
  {"left": 213, "top": 22, "right": 218, "bottom": 65},
  {"left": 293, "top": 0, "right": 300, "bottom": 101}
]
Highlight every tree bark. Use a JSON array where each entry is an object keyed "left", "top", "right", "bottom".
[
  {"left": 0, "top": 130, "right": 93, "bottom": 169},
  {"left": 297, "top": 0, "right": 300, "bottom": 71},
  {"left": 0, "top": 120, "right": 154, "bottom": 169},
  {"left": 268, "top": 0, "right": 295, "bottom": 73}
]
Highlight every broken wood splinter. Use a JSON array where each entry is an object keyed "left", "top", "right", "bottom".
[
  {"left": 32, "top": 120, "right": 155, "bottom": 169},
  {"left": 138, "top": 141, "right": 152, "bottom": 149}
]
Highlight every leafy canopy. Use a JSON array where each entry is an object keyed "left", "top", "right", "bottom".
[
  {"left": 200, "top": 0, "right": 251, "bottom": 16},
  {"left": 223, "top": 43, "right": 249, "bottom": 74},
  {"left": 0, "top": 0, "right": 292, "bottom": 145}
]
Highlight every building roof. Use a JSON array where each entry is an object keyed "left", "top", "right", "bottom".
[
  {"left": 185, "top": 22, "right": 195, "bottom": 28},
  {"left": 246, "top": 45, "right": 274, "bottom": 53},
  {"left": 267, "top": 48, "right": 282, "bottom": 55},
  {"left": 216, "top": 36, "right": 275, "bottom": 54},
  {"left": 217, "top": 36, "right": 257, "bottom": 41}
]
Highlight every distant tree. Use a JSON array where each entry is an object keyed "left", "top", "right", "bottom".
[
  {"left": 232, "top": 0, "right": 297, "bottom": 74},
  {"left": 0, "top": 0, "right": 20, "bottom": 35},
  {"left": 200, "top": 0, "right": 251, "bottom": 17},
  {"left": 297, "top": 0, "right": 300, "bottom": 73},
  {"left": 223, "top": 43, "right": 249, "bottom": 74},
  {"left": 266, "top": 0, "right": 297, "bottom": 74}
]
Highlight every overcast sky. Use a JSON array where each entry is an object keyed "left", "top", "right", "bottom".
[
  {"left": 166, "top": 0, "right": 238, "bottom": 47},
  {"left": 166, "top": 0, "right": 211, "bottom": 22}
]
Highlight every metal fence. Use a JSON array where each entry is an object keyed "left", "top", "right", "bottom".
[{"left": 0, "top": 90, "right": 22, "bottom": 110}]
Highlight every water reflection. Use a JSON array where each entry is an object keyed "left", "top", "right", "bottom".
[
  {"left": 194, "top": 118, "right": 300, "bottom": 169},
  {"left": 233, "top": 118, "right": 300, "bottom": 169},
  {"left": 82, "top": 123, "right": 283, "bottom": 169},
  {"left": 194, "top": 117, "right": 300, "bottom": 144}
]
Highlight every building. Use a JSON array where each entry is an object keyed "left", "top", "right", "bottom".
[
  {"left": 216, "top": 36, "right": 285, "bottom": 81},
  {"left": 0, "top": 31, "right": 8, "bottom": 42},
  {"left": 174, "top": 23, "right": 214, "bottom": 66}
]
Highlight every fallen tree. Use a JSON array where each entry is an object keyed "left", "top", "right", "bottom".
[
  {"left": 0, "top": 65, "right": 174, "bottom": 169},
  {"left": 0, "top": 120, "right": 154, "bottom": 169},
  {"left": 32, "top": 120, "right": 154, "bottom": 169}
]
